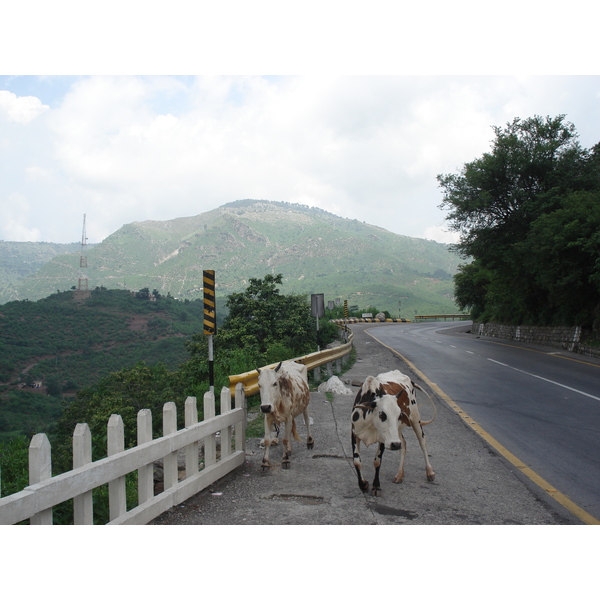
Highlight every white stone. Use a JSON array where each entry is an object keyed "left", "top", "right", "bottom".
[{"left": 318, "top": 376, "right": 353, "bottom": 395}]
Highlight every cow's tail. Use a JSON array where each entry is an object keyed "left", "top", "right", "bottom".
[{"left": 414, "top": 382, "right": 437, "bottom": 425}]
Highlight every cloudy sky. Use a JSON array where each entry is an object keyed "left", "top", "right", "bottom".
[{"left": 2, "top": 4, "right": 599, "bottom": 246}]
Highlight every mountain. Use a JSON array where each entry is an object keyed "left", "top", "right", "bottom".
[
  {"left": 0, "top": 241, "right": 84, "bottom": 303},
  {"left": 1, "top": 200, "right": 463, "bottom": 316}
]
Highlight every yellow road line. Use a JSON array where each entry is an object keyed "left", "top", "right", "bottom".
[{"left": 366, "top": 330, "right": 600, "bottom": 525}]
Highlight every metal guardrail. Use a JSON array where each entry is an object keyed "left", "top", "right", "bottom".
[
  {"left": 414, "top": 314, "right": 471, "bottom": 321},
  {"left": 228, "top": 330, "right": 354, "bottom": 397},
  {"left": 331, "top": 318, "right": 410, "bottom": 324}
]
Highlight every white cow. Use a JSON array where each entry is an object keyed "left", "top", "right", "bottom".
[
  {"left": 352, "top": 370, "right": 436, "bottom": 494},
  {"left": 257, "top": 361, "right": 314, "bottom": 470},
  {"left": 351, "top": 378, "right": 403, "bottom": 495}
]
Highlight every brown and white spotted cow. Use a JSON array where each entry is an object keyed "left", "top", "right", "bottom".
[
  {"left": 257, "top": 360, "right": 314, "bottom": 470},
  {"left": 352, "top": 370, "right": 436, "bottom": 494},
  {"left": 351, "top": 378, "right": 403, "bottom": 495}
]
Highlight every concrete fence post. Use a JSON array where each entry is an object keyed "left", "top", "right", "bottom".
[
  {"left": 163, "top": 402, "right": 178, "bottom": 490},
  {"left": 73, "top": 423, "right": 93, "bottom": 524},
  {"left": 220, "top": 387, "right": 232, "bottom": 460},
  {"left": 185, "top": 397, "right": 199, "bottom": 479},
  {"left": 235, "top": 383, "right": 246, "bottom": 453},
  {"left": 137, "top": 409, "right": 154, "bottom": 504},
  {"left": 204, "top": 391, "right": 216, "bottom": 468},
  {"left": 108, "top": 414, "right": 126, "bottom": 521},
  {"left": 29, "top": 433, "right": 52, "bottom": 525}
]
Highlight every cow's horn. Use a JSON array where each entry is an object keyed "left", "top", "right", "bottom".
[{"left": 275, "top": 362, "right": 283, "bottom": 372}]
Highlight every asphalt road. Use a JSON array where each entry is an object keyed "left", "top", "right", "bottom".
[
  {"left": 369, "top": 321, "right": 600, "bottom": 523},
  {"left": 151, "top": 323, "right": 585, "bottom": 526}
]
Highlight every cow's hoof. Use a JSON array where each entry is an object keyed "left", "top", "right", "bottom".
[
  {"left": 372, "top": 488, "right": 382, "bottom": 497},
  {"left": 307, "top": 441, "right": 314, "bottom": 450},
  {"left": 359, "top": 481, "right": 369, "bottom": 493},
  {"left": 427, "top": 473, "right": 436, "bottom": 482},
  {"left": 282, "top": 460, "right": 290, "bottom": 470},
  {"left": 261, "top": 462, "right": 270, "bottom": 472},
  {"left": 393, "top": 476, "right": 404, "bottom": 484}
]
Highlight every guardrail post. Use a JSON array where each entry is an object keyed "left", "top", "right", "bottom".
[
  {"left": 29, "top": 433, "right": 52, "bottom": 525},
  {"left": 185, "top": 397, "right": 199, "bottom": 478},
  {"left": 326, "top": 361, "right": 333, "bottom": 378},
  {"left": 312, "top": 365, "right": 321, "bottom": 383},
  {"left": 108, "top": 414, "right": 126, "bottom": 521},
  {"left": 204, "top": 391, "right": 216, "bottom": 468},
  {"left": 220, "top": 387, "right": 232, "bottom": 459},
  {"left": 163, "top": 402, "right": 178, "bottom": 490},
  {"left": 73, "top": 423, "right": 93, "bottom": 524},
  {"left": 137, "top": 409, "right": 154, "bottom": 504},
  {"left": 234, "top": 383, "right": 246, "bottom": 453}
]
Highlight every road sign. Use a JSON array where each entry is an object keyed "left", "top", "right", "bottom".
[{"left": 203, "top": 270, "right": 216, "bottom": 335}]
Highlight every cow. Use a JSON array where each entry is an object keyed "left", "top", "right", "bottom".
[
  {"left": 351, "top": 380, "right": 403, "bottom": 495},
  {"left": 352, "top": 370, "right": 436, "bottom": 494},
  {"left": 257, "top": 360, "right": 314, "bottom": 470}
]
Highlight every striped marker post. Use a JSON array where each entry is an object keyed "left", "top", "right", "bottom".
[{"left": 203, "top": 270, "right": 216, "bottom": 393}]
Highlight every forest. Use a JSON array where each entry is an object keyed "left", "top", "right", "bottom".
[{"left": 438, "top": 115, "right": 600, "bottom": 338}]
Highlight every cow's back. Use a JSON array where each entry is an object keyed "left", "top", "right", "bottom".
[{"left": 279, "top": 361, "right": 310, "bottom": 415}]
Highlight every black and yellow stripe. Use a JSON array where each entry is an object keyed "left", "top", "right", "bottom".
[{"left": 203, "top": 270, "right": 216, "bottom": 335}]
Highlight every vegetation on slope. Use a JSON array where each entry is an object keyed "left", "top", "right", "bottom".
[
  {"left": 439, "top": 115, "right": 600, "bottom": 334},
  {"left": 2, "top": 200, "right": 463, "bottom": 316}
]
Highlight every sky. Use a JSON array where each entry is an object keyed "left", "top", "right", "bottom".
[{"left": 1, "top": 3, "right": 599, "bottom": 247}]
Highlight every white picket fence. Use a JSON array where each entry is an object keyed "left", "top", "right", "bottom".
[{"left": 0, "top": 384, "right": 246, "bottom": 525}]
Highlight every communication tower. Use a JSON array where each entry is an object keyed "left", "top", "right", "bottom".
[{"left": 78, "top": 214, "right": 88, "bottom": 291}]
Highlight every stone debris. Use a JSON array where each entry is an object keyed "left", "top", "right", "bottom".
[{"left": 317, "top": 375, "right": 353, "bottom": 395}]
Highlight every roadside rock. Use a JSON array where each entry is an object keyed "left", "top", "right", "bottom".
[{"left": 317, "top": 375, "right": 353, "bottom": 395}]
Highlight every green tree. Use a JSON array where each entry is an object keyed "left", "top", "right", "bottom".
[
  {"left": 438, "top": 115, "right": 600, "bottom": 327},
  {"left": 217, "top": 274, "right": 322, "bottom": 358}
]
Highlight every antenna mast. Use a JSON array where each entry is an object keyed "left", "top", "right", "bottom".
[{"left": 78, "top": 214, "right": 88, "bottom": 291}]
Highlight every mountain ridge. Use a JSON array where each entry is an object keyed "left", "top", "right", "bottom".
[{"left": 1, "top": 200, "right": 462, "bottom": 316}]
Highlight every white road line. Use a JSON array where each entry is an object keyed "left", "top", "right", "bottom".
[
  {"left": 466, "top": 351, "right": 474, "bottom": 355},
  {"left": 487, "top": 358, "right": 600, "bottom": 402}
]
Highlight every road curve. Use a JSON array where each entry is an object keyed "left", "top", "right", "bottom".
[
  {"left": 152, "top": 323, "right": 582, "bottom": 525},
  {"left": 368, "top": 322, "right": 600, "bottom": 524}
]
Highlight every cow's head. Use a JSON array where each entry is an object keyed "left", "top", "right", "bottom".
[
  {"left": 352, "top": 394, "right": 403, "bottom": 450},
  {"left": 257, "top": 362, "right": 283, "bottom": 414}
]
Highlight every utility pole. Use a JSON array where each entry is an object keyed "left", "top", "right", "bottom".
[{"left": 78, "top": 214, "right": 88, "bottom": 292}]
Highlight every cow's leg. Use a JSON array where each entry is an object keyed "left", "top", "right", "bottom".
[
  {"left": 302, "top": 407, "right": 314, "bottom": 449},
  {"left": 393, "top": 431, "right": 407, "bottom": 483},
  {"left": 352, "top": 432, "right": 369, "bottom": 492},
  {"left": 261, "top": 415, "right": 274, "bottom": 471},
  {"left": 281, "top": 418, "right": 294, "bottom": 469},
  {"left": 372, "top": 442, "right": 385, "bottom": 496},
  {"left": 411, "top": 420, "right": 435, "bottom": 481}
]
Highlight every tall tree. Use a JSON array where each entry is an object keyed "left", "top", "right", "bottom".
[{"left": 438, "top": 115, "right": 600, "bottom": 327}]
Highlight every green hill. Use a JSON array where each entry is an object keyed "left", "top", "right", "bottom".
[
  {"left": 0, "top": 241, "right": 83, "bottom": 303},
  {"left": 2, "top": 201, "right": 463, "bottom": 317},
  {"left": 0, "top": 288, "right": 205, "bottom": 439}
]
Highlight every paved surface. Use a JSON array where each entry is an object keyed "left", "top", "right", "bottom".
[{"left": 151, "top": 323, "right": 579, "bottom": 525}]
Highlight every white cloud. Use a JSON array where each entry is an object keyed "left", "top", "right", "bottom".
[
  {"left": 423, "top": 225, "right": 460, "bottom": 245},
  {"left": 0, "top": 90, "right": 49, "bottom": 124},
  {"left": 0, "top": 193, "right": 41, "bottom": 241},
  {"left": 1, "top": 75, "right": 600, "bottom": 245}
]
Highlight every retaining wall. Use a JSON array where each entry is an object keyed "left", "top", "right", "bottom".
[{"left": 472, "top": 322, "right": 600, "bottom": 359}]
